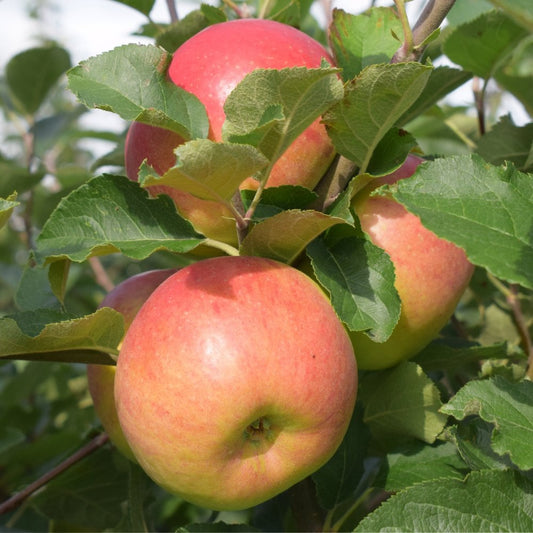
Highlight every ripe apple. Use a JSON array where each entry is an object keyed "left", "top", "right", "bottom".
[
  {"left": 87, "top": 268, "right": 177, "bottom": 461},
  {"left": 114, "top": 256, "right": 357, "bottom": 510},
  {"left": 125, "top": 19, "right": 337, "bottom": 244},
  {"left": 350, "top": 154, "right": 474, "bottom": 370}
]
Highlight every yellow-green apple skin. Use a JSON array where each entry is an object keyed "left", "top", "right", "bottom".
[
  {"left": 350, "top": 154, "right": 474, "bottom": 370},
  {"left": 87, "top": 268, "right": 177, "bottom": 461},
  {"left": 124, "top": 19, "right": 337, "bottom": 245},
  {"left": 114, "top": 256, "right": 357, "bottom": 510}
]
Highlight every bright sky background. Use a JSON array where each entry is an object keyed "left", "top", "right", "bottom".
[{"left": 0, "top": 0, "right": 528, "bottom": 133}]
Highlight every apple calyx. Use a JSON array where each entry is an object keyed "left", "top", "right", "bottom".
[{"left": 245, "top": 417, "right": 274, "bottom": 444}]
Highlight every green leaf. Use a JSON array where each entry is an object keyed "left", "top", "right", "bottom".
[
  {"left": 441, "top": 377, "right": 533, "bottom": 470},
  {"left": 0, "top": 194, "right": 19, "bottom": 229},
  {"left": 240, "top": 210, "right": 345, "bottom": 264},
  {"left": 6, "top": 45, "right": 71, "bottom": 115},
  {"left": 109, "top": 0, "right": 155, "bottom": 16},
  {"left": 392, "top": 154, "right": 533, "bottom": 289},
  {"left": 375, "top": 441, "right": 467, "bottom": 492},
  {"left": 312, "top": 402, "right": 371, "bottom": 509},
  {"left": 67, "top": 44, "right": 208, "bottom": 140},
  {"left": 398, "top": 66, "right": 473, "bottom": 126},
  {"left": 477, "top": 115, "right": 533, "bottom": 171},
  {"left": 0, "top": 308, "right": 121, "bottom": 364},
  {"left": 34, "top": 174, "right": 204, "bottom": 266},
  {"left": 356, "top": 469, "right": 533, "bottom": 532},
  {"left": 415, "top": 340, "right": 512, "bottom": 372},
  {"left": 223, "top": 66, "right": 343, "bottom": 171},
  {"left": 30, "top": 446, "right": 130, "bottom": 531},
  {"left": 0, "top": 426, "right": 26, "bottom": 455},
  {"left": 0, "top": 159, "right": 45, "bottom": 197},
  {"left": 240, "top": 185, "right": 317, "bottom": 220},
  {"left": 447, "top": 418, "right": 516, "bottom": 471},
  {"left": 489, "top": 0, "right": 533, "bottom": 32},
  {"left": 140, "top": 139, "right": 268, "bottom": 202},
  {"left": 307, "top": 227, "right": 400, "bottom": 343},
  {"left": 366, "top": 128, "right": 418, "bottom": 176},
  {"left": 329, "top": 7, "right": 403, "bottom": 81},
  {"left": 178, "top": 523, "right": 259, "bottom": 532},
  {"left": 324, "top": 62, "right": 432, "bottom": 172},
  {"left": 156, "top": 6, "right": 227, "bottom": 53},
  {"left": 15, "top": 263, "right": 61, "bottom": 311},
  {"left": 443, "top": 10, "right": 528, "bottom": 80},
  {"left": 359, "top": 362, "right": 448, "bottom": 448}
]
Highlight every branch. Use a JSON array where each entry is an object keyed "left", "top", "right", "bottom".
[
  {"left": 392, "top": 0, "right": 457, "bottom": 63},
  {"left": 0, "top": 433, "right": 109, "bottom": 516},
  {"left": 166, "top": 0, "right": 179, "bottom": 23}
]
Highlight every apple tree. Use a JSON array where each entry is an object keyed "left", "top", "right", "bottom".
[{"left": 0, "top": 0, "right": 532, "bottom": 531}]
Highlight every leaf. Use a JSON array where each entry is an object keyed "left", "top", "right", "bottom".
[
  {"left": 447, "top": 418, "right": 515, "bottom": 471},
  {"left": 0, "top": 159, "right": 45, "bottom": 197},
  {"left": 443, "top": 10, "right": 528, "bottom": 80},
  {"left": 414, "top": 340, "right": 512, "bottom": 372},
  {"left": 476, "top": 115, "right": 533, "bottom": 171},
  {"left": 356, "top": 469, "right": 533, "bottom": 532},
  {"left": 156, "top": 6, "right": 227, "bottom": 53},
  {"left": 223, "top": 66, "right": 343, "bottom": 171},
  {"left": 34, "top": 174, "right": 204, "bottom": 266},
  {"left": 489, "top": 0, "right": 533, "bottom": 32},
  {"left": 140, "top": 139, "right": 268, "bottom": 202},
  {"left": 109, "top": 0, "right": 155, "bottom": 16},
  {"left": 398, "top": 66, "right": 473, "bottom": 126},
  {"left": 30, "top": 446, "right": 130, "bottom": 531},
  {"left": 240, "top": 185, "right": 317, "bottom": 220},
  {"left": 329, "top": 7, "right": 403, "bottom": 81},
  {"left": 392, "top": 154, "right": 533, "bottom": 289},
  {"left": 0, "top": 426, "right": 26, "bottom": 455},
  {"left": 178, "top": 523, "right": 260, "bottom": 532},
  {"left": 307, "top": 227, "right": 400, "bottom": 343},
  {"left": 324, "top": 62, "right": 432, "bottom": 172},
  {"left": 6, "top": 45, "right": 71, "bottom": 115},
  {"left": 240, "top": 210, "right": 345, "bottom": 264},
  {"left": 359, "top": 362, "right": 448, "bottom": 448},
  {"left": 375, "top": 441, "right": 467, "bottom": 492},
  {"left": 441, "top": 376, "right": 533, "bottom": 471},
  {"left": 312, "top": 403, "right": 371, "bottom": 509},
  {"left": 67, "top": 44, "right": 208, "bottom": 140},
  {"left": 0, "top": 195, "right": 19, "bottom": 229},
  {"left": 0, "top": 308, "right": 121, "bottom": 364},
  {"left": 15, "top": 263, "right": 61, "bottom": 311}
]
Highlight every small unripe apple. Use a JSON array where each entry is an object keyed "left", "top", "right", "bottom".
[
  {"left": 115, "top": 256, "right": 357, "bottom": 510},
  {"left": 350, "top": 154, "right": 474, "bottom": 370},
  {"left": 87, "top": 268, "right": 177, "bottom": 460},
  {"left": 125, "top": 19, "right": 336, "bottom": 244}
]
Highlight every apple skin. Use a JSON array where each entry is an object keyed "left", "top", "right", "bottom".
[
  {"left": 124, "top": 19, "right": 336, "bottom": 244},
  {"left": 350, "top": 154, "right": 474, "bottom": 370},
  {"left": 87, "top": 268, "right": 177, "bottom": 461},
  {"left": 114, "top": 256, "right": 357, "bottom": 510}
]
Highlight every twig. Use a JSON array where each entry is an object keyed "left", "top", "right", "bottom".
[
  {"left": 506, "top": 284, "right": 533, "bottom": 378},
  {"left": 473, "top": 76, "right": 487, "bottom": 136},
  {"left": 392, "top": 0, "right": 457, "bottom": 63},
  {"left": 0, "top": 433, "right": 110, "bottom": 516},
  {"left": 166, "top": 0, "right": 179, "bottom": 23},
  {"left": 89, "top": 257, "right": 115, "bottom": 293}
]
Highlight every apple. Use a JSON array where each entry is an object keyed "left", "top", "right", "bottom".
[
  {"left": 125, "top": 19, "right": 337, "bottom": 244},
  {"left": 350, "top": 154, "right": 474, "bottom": 370},
  {"left": 114, "top": 256, "right": 357, "bottom": 510},
  {"left": 87, "top": 268, "right": 177, "bottom": 461}
]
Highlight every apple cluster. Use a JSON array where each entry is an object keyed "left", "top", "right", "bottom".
[{"left": 88, "top": 18, "right": 473, "bottom": 511}]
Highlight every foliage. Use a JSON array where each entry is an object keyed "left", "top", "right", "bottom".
[{"left": 0, "top": 0, "right": 532, "bottom": 531}]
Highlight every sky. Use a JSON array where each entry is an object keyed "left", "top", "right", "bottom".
[{"left": 0, "top": 0, "right": 528, "bottom": 133}]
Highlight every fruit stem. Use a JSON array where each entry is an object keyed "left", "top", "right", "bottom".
[{"left": 202, "top": 238, "right": 240, "bottom": 256}]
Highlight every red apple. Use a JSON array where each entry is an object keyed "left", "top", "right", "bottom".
[
  {"left": 124, "top": 19, "right": 337, "bottom": 244},
  {"left": 87, "top": 268, "right": 177, "bottom": 461},
  {"left": 114, "top": 256, "right": 357, "bottom": 510},
  {"left": 350, "top": 154, "right": 474, "bottom": 370}
]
